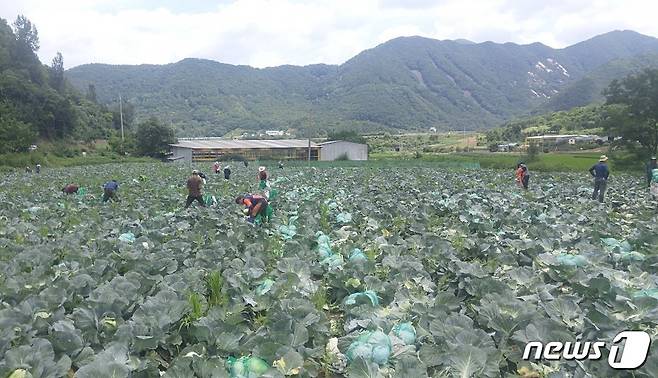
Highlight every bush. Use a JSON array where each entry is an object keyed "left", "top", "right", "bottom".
[
  {"left": 109, "top": 133, "right": 136, "bottom": 155},
  {"left": 135, "top": 117, "right": 175, "bottom": 158},
  {"left": 0, "top": 106, "right": 36, "bottom": 154},
  {"left": 327, "top": 130, "right": 366, "bottom": 144},
  {"left": 526, "top": 143, "right": 540, "bottom": 161}
]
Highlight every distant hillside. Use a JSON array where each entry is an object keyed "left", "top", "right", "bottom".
[
  {"left": 540, "top": 53, "right": 658, "bottom": 112},
  {"left": 66, "top": 30, "right": 658, "bottom": 137},
  {"left": 487, "top": 105, "right": 608, "bottom": 143}
]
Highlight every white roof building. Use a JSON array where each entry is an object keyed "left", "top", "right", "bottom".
[{"left": 169, "top": 138, "right": 368, "bottom": 162}]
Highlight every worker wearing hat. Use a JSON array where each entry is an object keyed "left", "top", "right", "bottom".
[
  {"left": 257, "top": 166, "right": 268, "bottom": 190},
  {"left": 646, "top": 157, "right": 657, "bottom": 187},
  {"left": 589, "top": 155, "right": 609, "bottom": 203},
  {"left": 185, "top": 169, "right": 205, "bottom": 208}
]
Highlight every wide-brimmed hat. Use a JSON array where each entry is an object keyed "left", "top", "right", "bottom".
[
  {"left": 258, "top": 166, "right": 266, "bottom": 172},
  {"left": 192, "top": 169, "right": 199, "bottom": 174},
  {"left": 599, "top": 155, "right": 608, "bottom": 162},
  {"left": 651, "top": 157, "right": 657, "bottom": 160}
]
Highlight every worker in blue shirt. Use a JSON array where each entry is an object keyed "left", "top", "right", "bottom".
[
  {"left": 102, "top": 180, "right": 119, "bottom": 202},
  {"left": 646, "top": 157, "right": 657, "bottom": 187},
  {"left": 589, "top": 155, "right": 609, "bottom": 203}
]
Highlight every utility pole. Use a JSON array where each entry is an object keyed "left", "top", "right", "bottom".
[
  {"left": 307, "top": 121, "right": 312, "bottom": 166},
  {"left": 119, "top": 94, "right": 125, "bottom": 142},
  {"left": 308, "top": 102, "right": 315, "bottom": 166}
]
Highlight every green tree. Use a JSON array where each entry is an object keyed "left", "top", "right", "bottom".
[
  {"left": 525, "top": 142, "right": 540, "bottom": 161},
  {"left": 13, "top": 15, "right": 38, "bottom": 52},
  {"left": 604, "top": 68, "right": 658, "bottom": 157},
  {"left": 0, "top": 16, "right": 115, "bottom": 146},
  {"left": 74, "top": 98, "right": 114, "bottom": 141},
  {"left": 10, "top": 15, "right": 45, "bottom": 85},
  {"left": 135, "top": 117, "right": 175, "bottom": 158},
  {"left": 109, "top": 131, "right": 136, "bottom": 155},
  {"left": 50, "top": 51, "right": 64, "bottom": 92},
  {"left": 111, "top": 100, "right": 135, "bottom": 130},
  {"left": 326, "top": 130, "right": 366, "bottom": 144},
  {"left": 0, "top": 102, "right": 36, "bottom": 153},
  {"left": 86, "top": 84, "right": 97, "bottom": 103}
]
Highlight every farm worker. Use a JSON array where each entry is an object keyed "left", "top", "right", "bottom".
[
  {"left": 257, "top": 166, "right": 268, "bottom": 190},
  {"left": 515, "top": 162, "right": 529, "bottom": 189},
  {"left": 646, "top": 157, "right": 657, "bottom": 187},
  {"left": 224, "top": 165, "right": 231, "bottom": 180},
  {"left": 185, "top": 170, "right": 205, "bottom": 208},
  {"left": 198, "top": 171, "right": 208, "bottom": 184},
  {"left": 35, "top": 164, "right": 41, "bottom": 174},
  {"left": 651, "top": 168, "right": 658, "bottom": 199},
  {"left": 278, "top": 161, "right": 284, "bottom": 169},
  {"left": 213, "top": 161, "right": 221, "bottom": 174},
  {"left": 235, "top": 193, "right": 268, "bottom": 223},
  {"left": 25, "top": 166, "right": 32, "bottom": 173},
  {"left": 589, "top": 155, "right": 609, "bottom": 203},
  {"left": 243, "top": 160, "right": 249, "bottom": 168},
  {"left": 102, "top": 180, "right": 119, "bottom": 202},
  {"left": 515, "top": 163, "right": 523, "bottom": 188},
  {"left": 62, "top": 184, "right": 79, "bottom": 194},
  {"left": 520, "top": 163, "right": 530, "bottom": 189}
]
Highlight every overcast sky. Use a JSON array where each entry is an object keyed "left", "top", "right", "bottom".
[{"left": 1, "top": 0, "right": 657, "bottom": 69}]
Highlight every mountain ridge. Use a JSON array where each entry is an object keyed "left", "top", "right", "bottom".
[{"left": 66, "top": 30, "right": 658, "bottom": 136}]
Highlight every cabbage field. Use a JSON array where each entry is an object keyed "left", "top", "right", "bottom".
[{"left": 1, "top": 163, "right": 657, "bottom": 377}]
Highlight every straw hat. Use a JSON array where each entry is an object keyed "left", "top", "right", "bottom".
[
  {"left": 258, "top": 166, "right": 266, "bottom": 172},
  {"left": 599, "top": 155, "right": 608, "bottom": 162},
  {"left": 192, "top": 169, "right": 199, "bottom": 174}
]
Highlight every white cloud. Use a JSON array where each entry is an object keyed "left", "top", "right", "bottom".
[{"left": 0, "top": 0, "right": 657, "bottom": 69}]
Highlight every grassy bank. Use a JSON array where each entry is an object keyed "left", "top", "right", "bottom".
[{"left": 0, "top": 151, "right": 154, "bottom": 170}]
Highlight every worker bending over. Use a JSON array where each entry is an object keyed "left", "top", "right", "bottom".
[{"left": 235, "top": 194, "right": 269, "bottom": 223}]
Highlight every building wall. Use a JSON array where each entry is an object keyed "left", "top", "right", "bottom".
[
  {"left": 171, "top": 146, "right": 193, "bottom": 163},
  {"left": 320, "top": 141, "right": 368, "bottom": 161},
  {"left": 170, "top": 146, "right": 320, "bottom": 162}
]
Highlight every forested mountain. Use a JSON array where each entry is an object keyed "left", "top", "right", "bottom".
[
  {"left": 540, "top": 53, "right": 658, "bottom": 112},
  {"left": 0, "top": 16, "right": 115, "bottom": 153},
  {"left": 66, "top": 30, "right": 658, "bottom": 137}
]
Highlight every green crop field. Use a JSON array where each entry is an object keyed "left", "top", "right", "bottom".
[{"left": 1, "top": 163, "right": 657, "bottom": 377}]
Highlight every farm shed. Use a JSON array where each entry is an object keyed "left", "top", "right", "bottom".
[
  {"left": 525, "top": 134, "right": 599, "bottom": 146},
  {"left": 318, "top": 140, "right": 368, "bottom": 161},
  {"left": 169, "top": 138, "right": 320, "bottom": 162}
]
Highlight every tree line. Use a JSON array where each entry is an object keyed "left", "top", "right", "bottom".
[{"left": 0, "top": 15, "right": 174, "bottom": 159}]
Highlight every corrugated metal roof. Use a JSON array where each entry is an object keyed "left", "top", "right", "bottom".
[
  {"left": 317, "top": 140, "right": 366, "bottom": 146},
  {"left": 526, "top": 134, "right": 588, "bottom": 139},
  {"left": 170, "top": 139, "right": 318, "bottom": 149}
]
